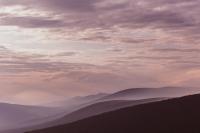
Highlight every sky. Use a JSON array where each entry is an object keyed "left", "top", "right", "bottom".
[{"left": 0, "top": 0, "right": 200, "bottom": 105}]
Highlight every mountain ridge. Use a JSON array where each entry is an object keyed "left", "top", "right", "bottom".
[{"left": 27, "top": 93, "right": 200, "bottom": 133}]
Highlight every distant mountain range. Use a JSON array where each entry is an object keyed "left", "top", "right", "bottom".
[
  {"left": 22, "top": 97, "right": 165, "bottom": 132},
  {"left": 97, "top": 87, "right": 200, "bottom": 101},
  {"left": 0, "top": 103, "right": 62, "bottom": 131},
  {"left": 1, "top": 86, "right": 200, "bottom": 133},
  {"left": 27, "top": 94, "right": 200, "bottom": 133},
  {"left": 46, "top": 93, "right": 108, "bottom": 107}
]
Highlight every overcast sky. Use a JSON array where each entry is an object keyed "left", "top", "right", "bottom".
[{"left": 0, "top": 0, "right": 200, "bottom": 105}]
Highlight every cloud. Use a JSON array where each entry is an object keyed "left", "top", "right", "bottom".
[
  {"left": 1, "top": 1, "right": 200, "bottom": 104},
  {"left": 0, "top": 16, "right": 65, "bottom": 28},
  {"left": 152, "top": 48, "right": 200, "bottom": 53},
  {"left": 0, "top": 0, "right": 99, "bottom": 12},
  {"left": 38, "top": 0, "right": 98, "bottom": 12},
  {"left": 122, "top": 55, "right": 182, "bottom": 61},
  {"left": 0, "top": 0, "right": 198, "bottom": 36},
  {"left": 54, "top": 51, "right": 77, "bottom": 57},
  {"left": 0, "top": 46, "right": 93, "bottom": 74},
  {"left": 0, "top": 0, "right": 199, "bottom": 60}
]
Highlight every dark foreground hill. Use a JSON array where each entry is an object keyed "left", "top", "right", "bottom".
[
  {"left": 31, "top": 98, "right": 165, "bottom": 129},
  {"left": 5, "top": 98, "right": 165, "bottom": 133},
  {"left": 27, "top": 94, "right": 200, "bottom": 133}
]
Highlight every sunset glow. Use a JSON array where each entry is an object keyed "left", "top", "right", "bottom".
[{"left": 0, "top": 0, "right": 200, "bottom": 105}]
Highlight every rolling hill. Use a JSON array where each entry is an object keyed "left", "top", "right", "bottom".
[
  {"left": 3, "top": 87, "right": 200, "bottom": 133},
  {"left": 98, "top": 87, "right": 200, "bottom": 101},
  {"left": 28, "top": 97, "right": 166, "bottom": 130},
  {"left": 27, "top": 93, "right": 200, "bottom": 133},
  {"left": 5, "top": 98, "right": 165, "bottom": 133},
  {"left": 46, "top": 93, "right": 108, "bottom": 107},
  {"left": 0, "top": 103, "right": 63, "bottom": 131}
]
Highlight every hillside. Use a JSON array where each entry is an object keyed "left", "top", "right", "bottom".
[
  {"left": 30, "top": 98, "right": 165, "bottom": 130},
  {"left": 98, "top": 87, "right": 199, "bottom": 101},
  {"left": 0, "top": 103, "right": 62, "bottom": 131},
  {"left": 27, "top": 94, "right": 200, "bottom": 133}
]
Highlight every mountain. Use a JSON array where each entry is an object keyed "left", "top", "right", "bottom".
[
  {"left": 6, "top": 98, "right": 165, "bottom": 133},
  {"left": 0, "top": 103, "right": 63, "bottom": 131},
  {"left": 1, "top": 93, "right": 108, "bottom": 133},
  {"left": 44, "top": 87, "right": 199, "bottom": 108},
  {"left": 27, "top": 94, "right": 200, "bottom": 133},
  {"left": 98, "top": 87, "right": 200, "bottom": 101},
  {"left": 27, "top": 97, "right": 166, "bottom": 130},
  {"left": 0, "top": 93, "right": 107, "bottom": 133},
  {"left": 49, "top": 98, "right": 165, "bottom": 126},
  {"left": 4, "top": 87, "right": 200, "bottom": 133},
  {"left": 46, "top": 93, "right": 108, "bottom": 108}
]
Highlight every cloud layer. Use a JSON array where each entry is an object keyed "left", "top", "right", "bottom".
[{"left": 0, "top": 0, "right": 200, "bottom": 104}]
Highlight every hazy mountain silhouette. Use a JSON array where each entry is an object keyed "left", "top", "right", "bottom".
[
  {"left": 98, "top": 87, "right": 200, "bottom": 101},
  {"left": 5, "top": 98, "right": 165, "bottom": 133},
  {"left": 0, "top": 93, "right": 108, "bottom": 133},
  {"left": 24, "top": 97, "right": 165, "bottom": 131},
  {"left": 3, "top": 87, "right": 200, "bottom": 133},
  {"left": 27, "top": 94, "right": 200, "bottom": 133},
  {"left": 46, "top": 93, "right": 108, "bottom": 107},
  {"left": 48, "top": 98, "right": 165, "bottom": 126},
  {"left": 0, "top": 103, "right": 62, "bottom": 131}
]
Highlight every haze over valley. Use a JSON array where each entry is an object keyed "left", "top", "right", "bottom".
[{"left": 0, "top": 0, "right": 200, "bottom": 132}]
